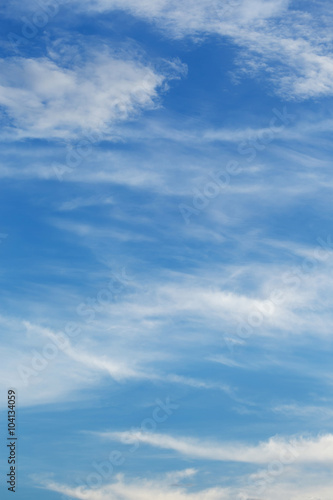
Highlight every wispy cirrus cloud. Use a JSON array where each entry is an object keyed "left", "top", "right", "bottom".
[
  {"left": 101, "top": 429, "right": 333, "bottom": 464},
  {"left": 67, "top": 0, "right": 333, "bottom": 99},
  {"left": 42, "top": 461, "right": 333, "bottom": 500},
  {"left": 43, "top": 474, "right": 229, "bottom": 500},
  {"left": 71, "top": 0, "right": 289, "bottom": 36}
]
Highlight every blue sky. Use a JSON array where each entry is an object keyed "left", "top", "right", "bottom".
[{"left": 1, "top": 1, "right": 333, "bottom": 499}]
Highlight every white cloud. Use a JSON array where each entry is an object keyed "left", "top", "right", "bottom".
[
  {"left": 71, "top": 0, "right": 333, "bottom": 99},
  {"left": 100, "top": 430, "right": 333, "bottom": 464},
  {"left": 44, "top": 474, "right": 230, "bottom": 500},
  {"left": 0, "top": 316, "right": 233, "bottom": 409},
  {"left": 273, "top": 403, "right": 333, "bottom": 419},
  {"left": 42, "top": 465, "right": 333, "bottom": 500},
  {"left": 56, "top": 196, "right": 115, "bottom": 211},
  {"left": 0, "top": 318, "right": 145, "bottom": 408},
  {"left": 0, "top": 47, "right": 184, "bottom": 139},
  {"left": 74, "top": 0, "right": 289, "bottom": 37},
  {"left": 2, "top": 231, "right": 333, "bottom": 409}
]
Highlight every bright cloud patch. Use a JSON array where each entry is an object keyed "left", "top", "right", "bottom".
[
  {"left": 103, "top": 430, "right": 333, "bottom": 464},
  {"left": 0, "top": 48, "right": 183, "bottom": 139},
  {"left": 43, "top": 465, "right": 333, "bottom": 500},
  {"left": 71, "top": 0, "right": 333, "bottom": 99}
]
